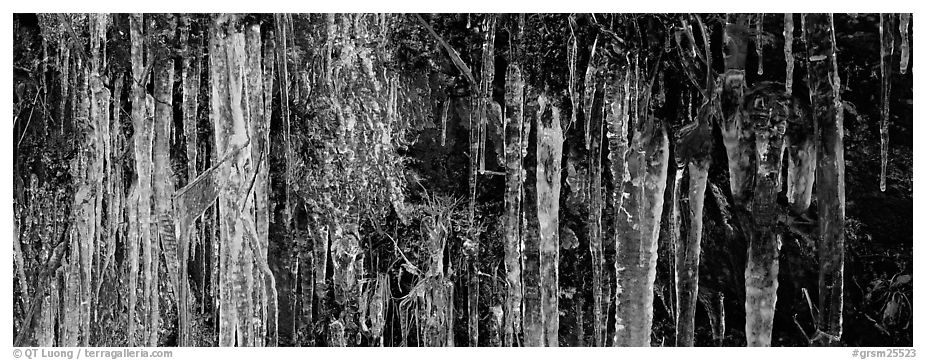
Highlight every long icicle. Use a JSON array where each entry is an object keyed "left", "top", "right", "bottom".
[
  {"left": 879, "top": 14, "right": 893, "bottom": 192},
  {"left": 590, "top": 55, "right": 612, "bottom": 347},
  {"left": 468, "top": 21, "right": 483, "bottom": 347},
  {"left": 589, "top": 104, "right": 603, "bottom": 348},
  {"left": 74, "top": 23, "right": 95, "bottom": 346},
  {"left": 756, "top": 14, "right": 764, "bottom": 75},
  {"left": 275, "top": 14, "right": 295, "bottom": 298},
  {"left": 675, "top": 94, "right": 714, "bottom": 346},
  {"left": 502, "top": 13, "right": 525, "bottom": 347},
  {"left": 536, "top": 94, "right": 563, "bottom": 347},
  {"left": 566, "top": 15, "right": 579, "bottom": 145},
  {"left": 479, "top": 15, "right": 496, "bottom": 173},
  {"left": 468, "top": 87, "right": 480, "bottom": 347},
  {"left": 521, "top": 83, "right": 543, "bottom": 347},
  {"left": 107, "top": 69, "right": 125, "bottom": 345},
  {"left": 89, "top": 14, "right": 111, "bottom": 339},
  {"left": 784, "top": 14, "right": 794, "bottom": 96},
  {"left": 151, "top": 14, "right": 178, "bottom": 347},
  {"left": 244, "top": 21, "right": 274, "bottom": 346},
  {"left": 583, "top": 35, "right": 600, "bottom": 149},
  {"left": 178, "top": 16, "right": 202, "bottom": 346},
  {"left": 127, "top": 13, "right": 148, "bottom": 347},
  {"left": 805, "top": 13, "right": 847, "bottom": 345}
]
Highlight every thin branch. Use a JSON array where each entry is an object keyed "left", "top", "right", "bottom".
[
  {"left": 681, "top": 19, "right": 704, "bottom": 63},
  {"left": 237, "top": 147, "right": 265, "bottom": 215},
  {"left": 673, "top": 28, "right": 707, "bottom": 97},
  {"left": 56, "top": 14, "right": 91, "bottom": 65},
  {"left": 802, "top": 287, "right": 819, "bottom": 325},
  {"left": 15, "top": 92, "right": 41, "bottom": 149},
  {"left": 173, "top": 140, "right": 248, "bottom": 200},
  {"left": 793, "top": 314, "right": 812, "bottom": 344},
  {"left": 693, "top": 14, "right": 717, "bottom": 92},
  {"left": 414, "top": 14, "right": 478, "bottom": 90}
]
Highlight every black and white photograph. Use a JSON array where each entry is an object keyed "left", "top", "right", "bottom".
[{"left": 8, "top": 8, "right": 918, "bottom": 352}]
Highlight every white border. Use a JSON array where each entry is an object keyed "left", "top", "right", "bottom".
[{"left": 3, "top": 4, "right": 923, "bottom": 359}]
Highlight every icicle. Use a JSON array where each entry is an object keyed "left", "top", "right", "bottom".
[
  {"left": 720, "top": 15, "right": 754, "bottom": 204},
  {"left": 45, "top": 273, "right": 60, "bottom": 346},
  {"left": 592, "top": 61, "right": 623, "bottom": 347},
  {"left": 744, "top": 86, "right": 789, "bottom": 348},
  {"left": 502, "top": 14, "right": 525, "bottom": 346},
  {"left": 784, "top": 14, "right": 794, "bottom": 96},
  {"left": 369, "top": 273, "right": 389, "bottom": 345},
  {"left": 605, "top": 63, "right": 628, "bottom": 345},
  {"left": 181, "top": 16, "right": 201, "bottom": 183},
  {"left": 144, "top": 92, "right": 159, "bottom": 346},
  {"left": 536, "top": 96, "right": 563, "bottom": 347},
  {"left": 72, "top": 44, "right": 95, "bottom": 347},
  {"left": 40, "top": 26, "right": 48, "bottom": 137},
  {"left": 60, "top": 42, "right": 70, "bottom": 136},
  {"left": 700, "top": 291, "right": 726, "bottom": 345},
  {"left": 900, "top": 14, "right": 910, "bottom": 74},
  {"left": 467, "top": 246, "right": 480, "bottom": 347},
  {"left": 879, "top": 14, "right": 893, "bottom": 192},
  {"left": 583, "top": 35, "right": 600, "bottom": 150},
  {"left": 689, "top": 90, "right": 698, "bottom": 124},
  {"left": 465, "top": 104, "right": 480, "bottom": 350},
  {"left": 441, "top": 99, "right": 449, "bottom": 146},
  {"left": 566, "top": 15, "right": 579, "bottom": 140},
  {"left": 681, "top": 19, "right": 698, "bottom": 59},
  {"left": 479, "top": 15, "right": 496, "bottom": 173},
  {"left": 676, "top": 158, "right": 709, "bottom": 347},
  {"left": 245, "top": 21, "right": 272, "bottom": 346},
  {"left": 521, "top": 83, "right": 543, "bottom": 347},
  {"left": 178, "top": 18, "right": 204, "bottom": 346},
  {"left": 468, "top": 99, "right": 478, "bottom": 221},
  {"left": 328, "top": 320, "right": 347, "bottom": 347},
  {"left": 89, "top": 13, "right": 113, "bottom": 320},
  {"left": 786, "top": 106, "right": 817, "bottom": 215},
  {"left": 276, "top": 13, "right": 294, "bottom": 241},
  {"left": 126, "top": 18, "right": 147, "bottom": 345},
  {"left": 211, "top": 203, "right": 219, "bottom": 334},
  {"left": 675, "top": 89, "right": 714, "bottom": 346},
  {"left": 14, "top": 217, "right": 29, "bottom": 312},
  {"left": 804, "top": 13, "right": 847, "bottom": 345},
  {"left": 613, "top": 116, "right": 670, "bottom": 347},
  {"left": 150, "top": 14, "right": 179, "bottom": 347},
  {"left": 756, "top": 14, "right": 764, "bottom": 75},
  {"left": 63, "top": 253, "right": 79, "bottom": 346},
  {"left": 656, "top": 71, "right": 666, "bottom": 107},
  {"left": 574, "top": 284, "right": 586, "bottom": 346}
]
